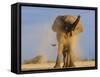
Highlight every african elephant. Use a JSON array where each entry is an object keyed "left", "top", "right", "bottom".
[{"left": 52, "top": 15, "right": 83, "bottom": 68}]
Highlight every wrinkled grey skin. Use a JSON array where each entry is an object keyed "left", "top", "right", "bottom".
[{"left": 52, "top": 15, "right": 83, "bottom": 68}]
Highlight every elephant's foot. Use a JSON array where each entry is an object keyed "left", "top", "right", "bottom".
[
  {"left": 64, "top": 62, "right": 75, "bottom": 67},
  {"left": 62, "top": 63, "right": 67, "bottom": 68},
  {"left": 62, "top": 64, "right": 75, "bottom": 68},
  {"left": 54, "top": 64, "right": 61, "bottom": 68},
  {"left": 62, "top": 65, "right": 66, "bottom": 68},
  {"left": 69, "top": 62, "right": 75, "bottom": 67},
  {"left": 63, "top": 59, "right": 75, "bottom": 68}
]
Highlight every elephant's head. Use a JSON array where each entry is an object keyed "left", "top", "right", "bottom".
[{"left": 52, "top": 15, "right": 83, "bottom": 36}]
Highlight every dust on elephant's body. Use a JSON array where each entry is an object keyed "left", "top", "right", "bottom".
[{"left": 52, "top": 15, "right": 83, "bottom": 68}]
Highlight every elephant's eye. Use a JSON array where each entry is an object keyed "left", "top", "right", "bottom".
[
  {"left": 65, "top": 26, "right": 68, "bottom": 30},
  {"left": 65, "top": 24, "right": 71, "bottom": 30}
]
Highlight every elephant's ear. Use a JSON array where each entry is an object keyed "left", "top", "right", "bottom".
[
  {"left": 64, "top": 15, "right": 83, "bottom": 36},
  {"left": 52, "top": 16, "right": 65, "bottom": 32},
  {"left": 72, "top": 16, "right": 83, "bottom": 36},
  {"left": 52, "top": 16, "right": 59, "bottom": 32}
]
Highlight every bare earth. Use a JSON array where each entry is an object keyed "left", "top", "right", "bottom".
[{"left": 21, "top": 61, "right": 95, "bottom": 71}]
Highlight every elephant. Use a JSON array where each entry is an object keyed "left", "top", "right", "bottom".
[{"left": 52, "top": 15, "right": 83, "bottom": 68}]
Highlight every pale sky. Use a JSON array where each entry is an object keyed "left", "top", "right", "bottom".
[{"left": 21, "top": 6, "right": 95, "bottom": 63}]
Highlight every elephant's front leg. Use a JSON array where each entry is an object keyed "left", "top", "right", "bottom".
[
  {"left": 54, "top": 43, "right": 63, "bottom": 68},
  {"left": 65, "top": 50, "right": 75, "bottom": 67}
]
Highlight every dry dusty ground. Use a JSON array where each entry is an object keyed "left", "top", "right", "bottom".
[{"left": 21, "top": 61, "right": 95, "bottom": 71}]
